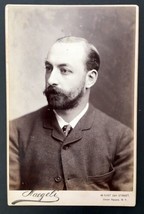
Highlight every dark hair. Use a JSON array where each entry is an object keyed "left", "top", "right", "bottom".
[
  {"left": 86, "top": 48, "right": 100, "bottom": 72},
  {"left": 56, "top": 36, "right": 100, "bottom": 71}
]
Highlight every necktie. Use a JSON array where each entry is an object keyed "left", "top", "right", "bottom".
[{"left": 62, "top": 124, "right": 72, "bottom": 136}]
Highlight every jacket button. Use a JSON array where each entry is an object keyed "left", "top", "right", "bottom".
[
  {"left": 63, "top": 145, "right": 69, "bottom": 150},
  {"left": 54, "top": 176, "right": 62, "bottom": 183}
]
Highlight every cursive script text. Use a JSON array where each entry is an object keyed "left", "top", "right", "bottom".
[{"left": 12, "top": 190, "right": 59, "bottom": 205}]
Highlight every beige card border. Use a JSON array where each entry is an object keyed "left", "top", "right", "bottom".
[{"left": 6, "top": 4, "right": 139, "bottom": 206}]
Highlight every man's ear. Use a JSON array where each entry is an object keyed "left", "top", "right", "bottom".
[{"left": 85, "top": 69, "right": 98, "bottom": 89}]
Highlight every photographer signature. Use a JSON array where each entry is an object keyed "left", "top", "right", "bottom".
[{"left": 12, "top": 190, "right": 59, "bottom": 205}]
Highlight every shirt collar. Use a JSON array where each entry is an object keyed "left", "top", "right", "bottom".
[{"left": 54, "top": 103, "right": 89, "bottom": 129}]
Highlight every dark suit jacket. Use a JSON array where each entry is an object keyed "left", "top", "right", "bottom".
[{"left": 9, "top": 104, "right": 133, "bottom": 190}]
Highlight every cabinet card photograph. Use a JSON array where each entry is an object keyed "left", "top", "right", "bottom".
[{"left": 6, "top": 5, "right": 138, "bottom": 206}]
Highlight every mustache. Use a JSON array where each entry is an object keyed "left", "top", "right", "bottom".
[{"left": 43, "top": 86, "right": 64, "bottom": 96}]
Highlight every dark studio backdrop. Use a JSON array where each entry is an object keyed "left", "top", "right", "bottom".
[
  {"left": 0, "top": 0, "right": 144, "bottom": 214},
  {"left": 8, "top": 6, "right": 136, "bottom": 129}
]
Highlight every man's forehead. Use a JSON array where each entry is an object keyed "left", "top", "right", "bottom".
[{"left": 46, "top": 42, "right": 86, "bottom": 62}]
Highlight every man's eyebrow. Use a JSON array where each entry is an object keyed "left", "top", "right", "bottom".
[
  {"left": 58, "top": 63, "right": 70, "bottom": 67},
  {"left": 45, "top": 61, "right": 71, "bottom": 68},
  {"left": 45, "top": 61, "right": 52, "bottom": 66}
]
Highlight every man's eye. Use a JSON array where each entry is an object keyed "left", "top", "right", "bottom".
[
  {"left": 46, "top": 66, "right": 52, "bottom": 72},
  {"left": 60, "top": 68, "right": 69, "bottom": 74}
]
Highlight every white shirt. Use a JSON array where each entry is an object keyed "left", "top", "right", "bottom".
[{"left": 54, "top": 103, "right": 89, "bottom": 129}]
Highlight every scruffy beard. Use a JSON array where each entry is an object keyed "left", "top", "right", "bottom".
[{"left": 43, "top": 85, "right": 84, "bottom": 110}]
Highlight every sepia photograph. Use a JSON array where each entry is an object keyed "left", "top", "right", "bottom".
[{"left": 6, "top": 4, "right": 138, "bottom": 206}]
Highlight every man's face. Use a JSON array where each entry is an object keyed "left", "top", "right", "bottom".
[{"left": 44, "top": 42, "right": 88, "bottom": 110}]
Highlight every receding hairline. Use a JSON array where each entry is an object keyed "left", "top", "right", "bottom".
[
  {"left": 55, "top": 36, "right": 99, "bottom": 55},
  {"left": 48, "top": 36, "right": 100, "bottom": 72}
]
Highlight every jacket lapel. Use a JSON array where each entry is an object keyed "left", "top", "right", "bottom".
[
  {"left": 63, "top": 104, "right": 96, "bottom": 145},
  {"left": 42, "top": 107, "right": 65, "bottom": 142}
]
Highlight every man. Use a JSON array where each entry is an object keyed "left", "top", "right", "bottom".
[{"left": 9, "top": 36, "right": 133, "bottom": 191}]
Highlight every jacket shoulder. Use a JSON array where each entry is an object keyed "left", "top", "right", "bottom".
[
  {"left": 92, "top": 106, "right": 133, "bottom": 134},
  {"left": 10, "top": 106, "right": 48, "bottom": 128}
]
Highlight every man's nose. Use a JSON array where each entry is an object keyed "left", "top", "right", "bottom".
[{"left": 47, "top": 68, "right": 59, "bottom": 86}]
